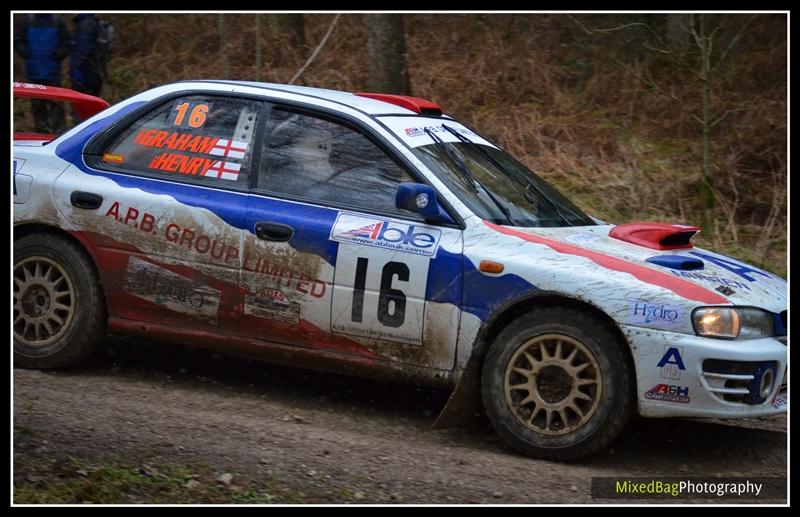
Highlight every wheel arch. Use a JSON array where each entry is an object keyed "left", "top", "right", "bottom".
[
  {"left": 433, "top": 291, "right": 637, "bottom": 429},
  {"left": 479, "top": 292, "right": 633, "bottom": 369}
]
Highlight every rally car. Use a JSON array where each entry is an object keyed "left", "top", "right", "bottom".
[{"left": 13, "top": 80, "right": 787, "bottom": 460}]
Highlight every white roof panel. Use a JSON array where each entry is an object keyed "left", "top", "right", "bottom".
[{"left": 194, "top": 80, "right": 420, "bottom": 115}]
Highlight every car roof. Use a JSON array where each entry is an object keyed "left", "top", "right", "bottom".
[{"left": 187, "top": 79, "right": 422, "bottom": 116}]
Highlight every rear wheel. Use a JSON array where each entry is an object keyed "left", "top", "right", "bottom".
[
  {"left": 481, "top": 307, "right": 633, "bottom": 461},
  {"left": 13, "top": 233, "right": 106, "bottom": 369}
]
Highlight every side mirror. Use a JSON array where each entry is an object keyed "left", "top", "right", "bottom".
[{"left": 395, "top": 183, "right": 454, "bottom": 225}]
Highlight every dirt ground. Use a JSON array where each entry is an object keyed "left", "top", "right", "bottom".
[{"left": 12, "top": 335, "right": 788, "bottom": 504}]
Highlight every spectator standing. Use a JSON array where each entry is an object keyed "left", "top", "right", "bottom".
[
  {"left": 69, "top": 14, "right": 105, "bottom": 98},
  {"left": 14, "top": 13, "right": 71, "bottom": 134}
]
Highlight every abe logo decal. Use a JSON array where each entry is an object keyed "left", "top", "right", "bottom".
[{"left": 330, "top": 213, "right": 442, "bottom": 257}]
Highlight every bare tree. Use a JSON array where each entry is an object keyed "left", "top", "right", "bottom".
[
  {"left": 685, "top": 14, "right": 755, "bottom": 228},
  {"left": 569, "top": 14, "right": 756, "bottom": 230},
  {"left": 218, "top": 14, "right": 228, "bottom": 78},
  {"left": 365, "top": 14, "right": 411, "bottom": 95},
  {"left": 255, "top": 14, "right": 262, "bottom": 82}
]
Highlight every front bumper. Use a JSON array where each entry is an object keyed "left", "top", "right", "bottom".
[{"left": 622, "top": 325, "right": 787, "bottom": 418}]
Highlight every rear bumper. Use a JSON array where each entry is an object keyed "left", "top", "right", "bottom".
[{"left": 622, "top": 325, "right": 787, "bottom": 418}]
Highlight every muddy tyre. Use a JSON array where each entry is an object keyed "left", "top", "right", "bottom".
[
  {"left": 481, "top": 307, "right": 633, "bottom": 461},
  {"left": 13, "top": 233, "right": 106, "bottom": 369}
]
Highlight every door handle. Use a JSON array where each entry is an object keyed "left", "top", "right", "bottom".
[
  {"left": 70, "top": 191, "right": 103, "bottom": 210},
  {"left": 255, "top": 221, "right": 294, "bottom": 242}
]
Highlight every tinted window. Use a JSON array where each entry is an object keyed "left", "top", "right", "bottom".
[
  {"left": 258, "top": 109, "right": 416, "bottom": 216},
  {"left": 101, "top": 95, "right": 260, "bottom": 186}
]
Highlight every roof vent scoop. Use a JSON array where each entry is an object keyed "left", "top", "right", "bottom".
[
  {"left": 354, "top": 92, "right": 442, "bottom": 116},
  {"left": 609, "top": 222, "right": 701, "bottom": 250}
]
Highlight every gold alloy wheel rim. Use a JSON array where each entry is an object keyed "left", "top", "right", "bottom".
[
  {"left": 504, "top": 333, "right": 602, "bottom": 436},
  {"left": 13, "top": 257, "right": 76, "bottom": 348}
]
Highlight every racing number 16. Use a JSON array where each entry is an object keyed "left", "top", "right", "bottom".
[
  {"left": 173, "top": 102, "right": 209, "bottom": 128},
  {"left": 351, "top": 258, "right": 408, "bottom": 328}
]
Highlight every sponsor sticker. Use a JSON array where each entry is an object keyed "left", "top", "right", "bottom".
[
  {"left": 715, "top": 285, "right": 736, "bottom": 296},
  {"left": 403, "top": 124, "right": 475, "bottom": 138},
  {"left": 123, "top": 256, "right": 221, "bottom": 323},
  {"left": 103, "top": 153, "right": 125, "bottom": 164},
  {"left": 14, "top": 82, "right": 47, "bottom": 89},
  {"left": 330, "top": 213, "right": 442, "bottom": 257},
  {"left": 645, "top": 384, "right": 690, "bottom": 404},
  {"left": 331, "top": 322, "right": 423, "bottom": 346},
  {"left": 630, "top": 301, "right": 681, "bottom": 326},
  {"left": 244, "top": 288, "right": 300, "bottom": 325},
  {"left": 670, "top": 270, "right": 751, "bottom": 292},
  {"left": 657, "top": 345, "right": 686, "bottom": 380}
]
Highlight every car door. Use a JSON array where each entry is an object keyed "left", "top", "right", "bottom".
[
  {"left": 243, "top": 106, "right": 463, "bottom": 370},
  {"left": 52, "top": 93, "right": 262, "bottom": 334}
]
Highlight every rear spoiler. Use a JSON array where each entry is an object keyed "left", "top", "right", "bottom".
[
  {"left": 13, "top": 132, "right": 58, "bottom": 142},
  {"left": 13, "top": 82, "right": 111, "bottom": 141}
]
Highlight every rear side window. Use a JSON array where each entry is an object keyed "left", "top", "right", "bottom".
[
  {"left": 257, "top": 108, "right": 416, "bottom": 217},
  {"left": 99, "top": 95, "right": 260, "bottom": 187}
]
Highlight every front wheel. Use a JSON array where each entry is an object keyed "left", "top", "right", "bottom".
[
  {"left": 481, "top": 307, "right": 633, "bottom": 461},
  {"left": 13, "top": 233, "right": 106, "bottom": 369}
]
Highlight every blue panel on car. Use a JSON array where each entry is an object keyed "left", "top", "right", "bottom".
[{"left": 645, "top": 255, "right": 704, "bottom": 271}]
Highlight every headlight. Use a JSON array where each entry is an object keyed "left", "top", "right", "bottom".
[{"left": 692, "top": 307, "right": 775, "bottom": 339}]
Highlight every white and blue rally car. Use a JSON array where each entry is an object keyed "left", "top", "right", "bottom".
[{"left": 13, "top": 80, "right": 787, "bottom": 460}]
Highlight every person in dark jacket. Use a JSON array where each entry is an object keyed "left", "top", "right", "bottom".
[
  {"left": 14, "top": 14, "right": 71, "bottom": 134},
  {"left": 69, "top": 14, "right": 104, "bottom": 98}
]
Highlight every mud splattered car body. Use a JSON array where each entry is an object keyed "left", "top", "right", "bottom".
[{"left": 14, "top": 81, "right": 787, "bottom": 459}]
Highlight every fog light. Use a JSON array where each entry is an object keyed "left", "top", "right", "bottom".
[{"left": 759, "top": 369, "right": 775, "bottom": 399}]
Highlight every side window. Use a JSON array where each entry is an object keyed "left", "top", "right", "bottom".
[
  {"left": 258, "top": 108, "right": 416, "bottom": 217},
  {"left": 100, "top": 95, "right": 260, "bottom": 186}
]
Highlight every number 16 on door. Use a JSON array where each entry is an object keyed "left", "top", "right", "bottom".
[{"left": 331, "top": 244, "right": 430, "bottom": 346}]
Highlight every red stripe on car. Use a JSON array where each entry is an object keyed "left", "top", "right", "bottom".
[{"left": 484, "top": 221, "right": 728, "bottom": 304}]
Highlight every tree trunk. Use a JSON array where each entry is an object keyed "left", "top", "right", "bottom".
[
  {"left": 255, "top": 14, "right": 262, "bottom": 82},
  {"left": 365, "top": 14, "right": 411, "bottom": 95},
  {"left": 697, "top": 15, "right": 715, "bottom": 229},
  {"left": 218, "top": 14, "right": 228, "bottom": 78}
]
